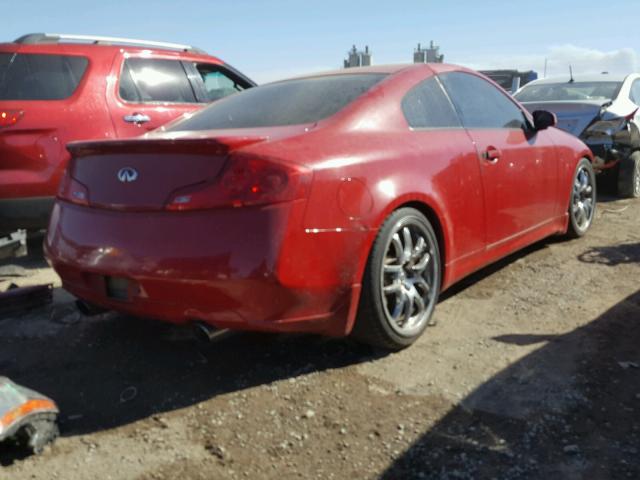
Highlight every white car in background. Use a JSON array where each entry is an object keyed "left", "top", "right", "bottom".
[{"left": 515, "top": 73, "right": 640, "bottom": 197}]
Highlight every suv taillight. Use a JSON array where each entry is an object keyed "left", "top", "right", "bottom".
[
  {"left": 166, "top": 157, "right": 312, "bottom": 211},
  {"left": 0, "top": 110, "right": 22, "bottom": 128},
  {"left": 57, "top": 168, "right": 89, "bottom": 206}
]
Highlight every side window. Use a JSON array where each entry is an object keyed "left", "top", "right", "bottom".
[
  {"left": 439, "top": 72, "right": 527, "bottom": 129},
  {"left": 401, "top": 77, "right": 461, "bottom": 129},
  {"left": 0, "top": 53, "right": 88, "bottom": 100},
  {"left": 631, "top": 80, "right": 640, "bottom": 105},
  {"left": 119, "top": 62, "right": 141, "bottom": 103},
  {"left": 119, "top": 58, "right": 196, "bottom": 103},
  {"left": 195, "top": 64, "right": 247, "bottom": 102}
]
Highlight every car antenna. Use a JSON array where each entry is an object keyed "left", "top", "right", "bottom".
[{"left": 569, "top": 65, "right": 575, "bottom": 83}]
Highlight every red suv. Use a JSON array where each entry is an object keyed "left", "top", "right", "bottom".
[{"left": 0, "top": 33, "right": 255, "bottom": 233}]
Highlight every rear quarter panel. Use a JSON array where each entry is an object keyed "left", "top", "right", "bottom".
[{"left": 248, "top": 125, "right": 485, "bottom": 296}]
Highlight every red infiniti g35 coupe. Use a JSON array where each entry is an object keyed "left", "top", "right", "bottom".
[{"left": 45, "top": 64, "right": 596, "bottom": 349}]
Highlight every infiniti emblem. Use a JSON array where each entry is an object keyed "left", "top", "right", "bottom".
[{"left": 117, "top": 167, "right": 138, "bottom": 183}]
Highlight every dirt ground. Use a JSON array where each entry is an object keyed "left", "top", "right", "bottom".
[{"left": 1, "top": 195, "right": 639, "bottom": 480}]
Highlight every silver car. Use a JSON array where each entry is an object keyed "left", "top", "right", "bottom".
[{"left": 515, "top": 73, "right": 640, "bottom": 197}]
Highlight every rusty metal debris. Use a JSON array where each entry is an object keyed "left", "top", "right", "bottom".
[
  {"left": 0, "top": 284, "right": 53, "bottom": 318},
  {"left": 0, "top": 231, "right": 27, "bottom": 261},
  {"left": 0, "top": 377, "right": 59, "bottom": 455}
]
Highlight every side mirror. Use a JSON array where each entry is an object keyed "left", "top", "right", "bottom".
[{"left": 532, "top": 110, "right": 557, "bottom": 131}]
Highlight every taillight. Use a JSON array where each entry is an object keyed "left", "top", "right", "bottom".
[
  {"left": 166, "top": 156, "right": 312, "bottom": 211},
  {"left": 0, "top": 398, "right": 57, "bottom": 435},
  {"left": 0, "top": 110, "right": 22, "bottom": 128},
  {"left": 57, "top": 168, "right": 89, "bottom": 206}
]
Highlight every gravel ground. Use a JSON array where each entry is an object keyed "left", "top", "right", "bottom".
[{"left": 1, "top": 195, "right": 639, "bottom": 480}]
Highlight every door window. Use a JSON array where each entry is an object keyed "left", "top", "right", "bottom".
[
  {"left": 119, "top": 58, "right": 196, "bottom": 104},
  {"left": 439, "top": 72, "right": 527, "bottom": 129},
  {"left": 401, "top": 76, "right": 461, "bottom": 129},
  {"left": 630, "top": 80, "right": 640, "bottom": 105},
  {"left": 195, "top": 64, "right": 247, "bottom": 102},
  {"left": 0, "top": 53, "right": 88, "bottom": 100}
]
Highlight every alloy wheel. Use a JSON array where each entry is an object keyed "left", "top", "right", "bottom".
[
  {"left": 572, "top": 164, "right": 595, "bottom": 231},
  {"left": 380, "top": 220, "right": 439, "bottom": 337}
]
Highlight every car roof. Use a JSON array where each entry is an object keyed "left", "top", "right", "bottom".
[
  {"left": 0, "top": 33, "right": 221, "bottom": 62},
  {"left": 266, "top": 63, "right": 478, "bottom": 84},
  {"left": 281, "top": 64, "right": 421, "bottom": 79},
  {"left": 525, "top": 73, "right": 632, "bottom": 85}
]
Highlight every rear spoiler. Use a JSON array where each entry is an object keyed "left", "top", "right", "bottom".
[{"left": 67, "top": 136, "right": 269, "bottom": 158}]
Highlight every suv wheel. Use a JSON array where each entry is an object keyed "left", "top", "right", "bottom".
[
  {"left": 352, "top": 208, "right": 441, "bottom": 350},
  {"left": 617, "top": 151, "right": 640, "bottom": 198}
]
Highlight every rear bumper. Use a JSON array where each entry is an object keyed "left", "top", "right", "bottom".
[
  {"left": 44, "top": 201, "right": 366, "bottom": 337},
  {"left": 0, "top": 196, "right": 54, "bottom": 231}
]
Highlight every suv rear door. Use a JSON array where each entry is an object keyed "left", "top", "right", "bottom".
[
  {"left": 108, "top": 54, "right": 253, "bottom": 137},
  {"left": 108, "top": 55, "right": 201, "bottom": 137}
]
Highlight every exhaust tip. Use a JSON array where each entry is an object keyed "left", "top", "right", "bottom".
[
  {"left": 75, "top": 299, "right": 107, "bottom": 316},
  {"left": 193, "top": 321, "right": 230, "bottom": 343}
]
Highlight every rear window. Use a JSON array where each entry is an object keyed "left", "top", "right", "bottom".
[
  {"left": 515, "top": 81, "right": 622, "bottom": 102},
  {"left": 0, "top": 53, "right": 88, "bottom": 100},
  {"left": 168, "top": 73, "right": 388, "bottom": 131}
]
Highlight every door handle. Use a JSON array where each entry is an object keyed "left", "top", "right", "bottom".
[
  {"left": 482, "top": 147, "right": 501, "bottom": 163},
  {"left": 123, "top": 113, "right": 151, "bottom": 124}
]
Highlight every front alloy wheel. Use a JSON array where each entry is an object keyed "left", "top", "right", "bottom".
[{"left": 567, "top": 158, "right": 596, "bottom": 238}]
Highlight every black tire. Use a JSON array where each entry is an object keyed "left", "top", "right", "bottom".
[
  {"left": 15, "top": 416, "right": 59, "bottom": 455},
  {"left": 566, "top": 158, "right": 596, "bottom": 238},
  {"left": 351, "top": 208, "right": 441, "bottom": 350},
  {"left": 617, "top": 151, "right": 640, "bottom": 198}
]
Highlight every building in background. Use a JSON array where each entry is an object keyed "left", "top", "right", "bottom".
[
  {"left": 413, "top": 41, "right": 444, "bottom": 63},
  {"left": 344, "top": 45, "right": 372, "bottom": 68}
]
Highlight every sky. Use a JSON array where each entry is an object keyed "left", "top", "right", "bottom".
[{"left": 2, "top": 0, "right": 639, "bottom": 83}]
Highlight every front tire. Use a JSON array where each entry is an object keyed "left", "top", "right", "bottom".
[
  {"left": 566, "top": 158, "right": 596, "bottom": 238},
  {"left": 617, "top": 151, "right": 640, "bottom": 198},
  {"left": 352, "top": 208, "right": 441, "bottom": 350}
]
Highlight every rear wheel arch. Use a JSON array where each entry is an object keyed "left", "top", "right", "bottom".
[
  {"left": 345, "top": 196, "right": 449, "bottom": 337},
  {"left": 362, "top": 198, "right": 448, "bottom": 289},
  {"left": 352, "top": 203, "right": 444, "bottom": 349}
]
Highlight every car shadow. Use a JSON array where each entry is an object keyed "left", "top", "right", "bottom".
[
  {"left": 380, "top": 289, "right": 640, "bottom": 479},
  {"left": 577, "top": 242, "right": 640, "bottom": 266},
  {"left": 441, "top": 239, "right": 551, "bottom": 301},
  {"left": 2, "top": 233, "right": 635, "bottom": 468},
  {"left": 0, "top": 234, "right": 568, "bottom": 465},
  {"left": 0, "top": 287, "right": 385, "bottom": 464}
]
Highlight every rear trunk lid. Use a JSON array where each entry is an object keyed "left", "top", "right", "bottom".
[
  {"left": 519, "top": 100, "right": 605, "bottom": 136},
  {"left": 67, "top": 136, "right": 269, "bottom": 211}
]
